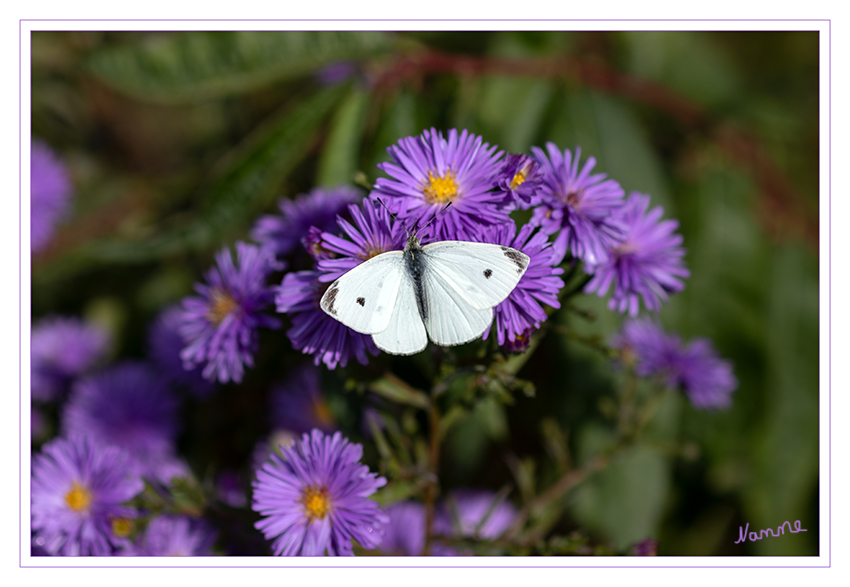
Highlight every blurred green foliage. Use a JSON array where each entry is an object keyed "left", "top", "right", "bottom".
[{"left": 31, "top": 30, "right": 819, "bottom": 556}]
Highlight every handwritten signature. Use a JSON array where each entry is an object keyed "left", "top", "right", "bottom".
[{"left": 735, "top": 520, "right": 807, "bottom": 544}]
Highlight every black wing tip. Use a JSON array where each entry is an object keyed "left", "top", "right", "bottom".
[
  {"left": 322, "top": 283, "right": 340, "bottom": 316},
  {"left": 500, "top": 246, "right": 530, "bottom": 273}
]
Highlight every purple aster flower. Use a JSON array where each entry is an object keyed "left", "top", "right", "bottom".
[
  {"left": 277, "top": 270, "right": 379, "bottom": 370},
  {"left": 31, "top": 141, "right": 73, "bottom": 253},
  {"left": 375, "top": 500, "right": 459, "bottom": 556},
  {"left": 585, "top": 193, "right": 689, "bottom": 316},
  {"left": 62, "top": 362, "right": 184, "bottom": 482},
  {"left": 467, "top": 222, "right": 565, "bottom": 348},
  {"left": 436, "top": 490, "right": 518, "bottom": 541},
  {"left": 136, "top": 516, "right": 217, "bottom": 556},
  {"left": 148, "top": 305, "right": 215, "bottom": 397},
  {"left": 180, "top": 241, "right": 281, "bottom": 384},
  {"left": 378, "top": 501, "right": 427, "bottom": 556},
  {"left": 31, "top": 316, "right": 110, "bottom": 402},
  {"left": 251, "top": 186, "right": 362, "bottom": 259},
  {"left": 31, "top": 435, "right": 143, "bottom": 556},
  {"left": 276, "top": 201, "right": 408, "bottom": 367},
  {"left": 303, "top": 226, "right": 337, "bottom": 261},
  {"left": 252, "top": 429, "right": 388, "bottom": 556},
  {"left": 495, "top": 153, "right": 544, "bottom": 208},
  {"left": 315, "top": 201, "right": 408, "bottom": 280},
  {"left": 271, "top": 364, "right": 337, "bottom": 434},
  {"left": 531, "top": 142, "right": 626, "bottom": 265},
  {"left": 617, "top": 319, "right": 738, "bottom": 409},
  {"left": 371, "top": 128, "right": 508, "bottom": 239}
]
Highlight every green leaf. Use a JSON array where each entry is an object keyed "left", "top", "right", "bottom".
[
  {"left": 366, "top": 90, "right": 418, "bottom": 174},
  {"left": 478, "top": 77, "right": 553, "bottom": 152},
  {"left": 570, "top": 425, "right": 671, "bottom": 550},
  {"left": 87, "top": 31, "right": 391, "bottom": 103},
  {"left": 81, "top": 86, "right": 345, "bottom": 262},
  {"left": 621, "top": 31, "right": 742, "bottom": 110},
  {"left": 369, "top": 375, "right": 430, "bottom": 410},
  {"left": 316, "top": 87, "right": 370, "bottom": 187},
  {"left": 372, "top": 481, "right": 424, "bottom": 507},
  {"left": 743, "top": 243, "right": 819, "bottom": 556}
]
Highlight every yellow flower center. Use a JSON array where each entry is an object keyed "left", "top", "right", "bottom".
[
  {"left": 422, "top": 169, "right": 459, "bottom": 204},
  {"left": 359, "top": 245, "right": 386, "bottom": 261},
  {"left": 64, "top": 481, "right": 92, "bottom": 512},
  {"left": 301, "top": 486, "right": 332, "bottom": 521},
  {"left": 510, "top": 171, "right": 527, "bottom": 189},
  {"left": 308, "top": 241, "right": 332, "bottom": 259},
  {"left": 207, "top": 288, "right": 238, "bottom": 325},
  {"left": 111, "top": 517, "right": 133, "bottom": 537}
]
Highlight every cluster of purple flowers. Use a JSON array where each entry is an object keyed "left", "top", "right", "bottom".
[
  {"left": 62, "top": 362, "right": 188, "bottom": 483},
  {"left": 29, "top": 125, "right": 740, "bottom": 558},
  {"left": 31, "top": 432, "right": 217, "bottom": 556},
  {"left": 250, "top": 428, "right": 521, "bottom": 557},
  {"left": 30, "top": 356, "right": 200, "bottom": 556},
  {"left": 263, "top": 128, "right": 696, "bottom": 370},
  {"left": 616, "top": 319, "right": 738, "bottom": 409},
  {"left": 165, "top": 127, "right": 704, "bottom": 381},
  {"left": 28, "top": 309, "right": 223, "bottom": 556},
  {"left": 379, "top": 491, "right": 518, "bottom": 556},
  {"left": 31, "top": 435, "right": 143, "bottom": 555}
]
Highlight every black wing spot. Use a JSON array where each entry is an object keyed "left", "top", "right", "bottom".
[
  {"left": 356, "top": 297, "right": 366, "bottom": 307},
  {"left": 325, "top": 284, "right": 339, "bottom": 315},
  {"left": 501, "top": 246, "right": 528, "bottom": 274},
  {"left": 483, "top": 268, "right": 493, "bottom": 279}
]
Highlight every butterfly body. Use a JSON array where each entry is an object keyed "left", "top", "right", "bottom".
[
  {"left": 402, "top": 235, "right": 429, "bottom": 323},
  {"left": 320, "top": 235, "right": 529, "bottom": 355}
]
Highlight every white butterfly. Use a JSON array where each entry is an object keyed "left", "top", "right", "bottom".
[{"left": 320, "top": 233, "right": 530, "bottom": 355}]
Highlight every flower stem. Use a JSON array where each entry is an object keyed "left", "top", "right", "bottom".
[{"left": 422, "top": 400, "right": 441, "bottom": 555}]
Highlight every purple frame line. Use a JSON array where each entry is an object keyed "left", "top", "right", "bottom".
[
  {"left": 828, "top": 18, "right": 832, "bottom": 569},
  {"left": 20, "top": 563, "right": 828, "bottom": 569},
  {"left": 18, "top": 17, "right": 23, "bottom": 574},
  {"left": 19, "top": 22, "right": 830, "bottom": 569},
  {"left": 19, "top": 18, "right": 830, "bottom": 22}
]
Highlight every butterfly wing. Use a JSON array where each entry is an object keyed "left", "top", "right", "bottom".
[
  {"left": 371, "top": 278, "right": 427, "bottom": 355},
  {"left": 420, "top": 241, "right": 530, "bottom": 310},
  {"left": 320, "top": 251, "right": 405, "bottom": 335},
  {"left": 419, "top": 262, "right": 496, "bottom": 347}
]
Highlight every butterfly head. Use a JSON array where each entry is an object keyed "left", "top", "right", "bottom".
[{"left": 404, "top": 232, "right": 423, "bottom": 251}]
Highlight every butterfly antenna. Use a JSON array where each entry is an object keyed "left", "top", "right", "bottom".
[
  {"left": 375, "top": 197, "right": 412, "bottom": 236},
  {"left": 415, "top": 202, "right": 453, "bottom": 238}
]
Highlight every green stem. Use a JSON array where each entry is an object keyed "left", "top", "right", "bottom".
[
  {"left": 503, "top": 445, "right": 623, "bottom": 542},
  {"left": 422, "top": 400, "right": 441, "bottom": 555}
]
